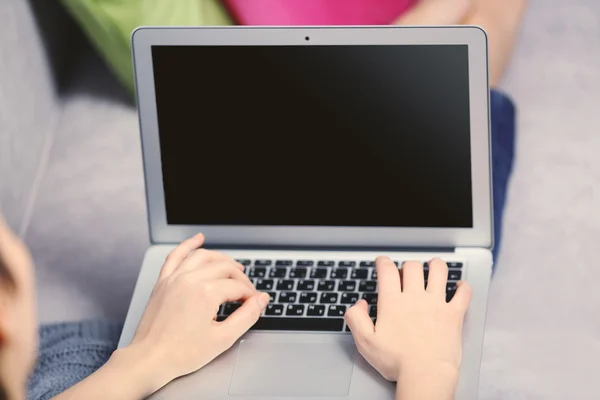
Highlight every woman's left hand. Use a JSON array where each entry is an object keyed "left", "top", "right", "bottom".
[{"left": 118, "top": 233, "right": 270, "bottom": 396}]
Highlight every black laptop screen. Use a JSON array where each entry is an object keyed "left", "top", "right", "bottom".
[{"left": 151, "top": 45, "right": 473, "bottom": 228}]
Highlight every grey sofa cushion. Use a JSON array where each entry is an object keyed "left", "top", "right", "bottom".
[
  {"left": 25, "top": 47, "right": 148, "bottom": 322},
  {"left": 0, "top": 0, "right": 60, "bottom": 234}
]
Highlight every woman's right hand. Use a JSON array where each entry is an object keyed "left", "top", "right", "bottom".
[{"left": 119, "top": 233, "right": 270, "bottom": 396}]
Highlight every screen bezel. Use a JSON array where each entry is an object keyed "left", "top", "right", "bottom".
[{"left": 132, "top": 26, "right": 493, "bottom": 249}]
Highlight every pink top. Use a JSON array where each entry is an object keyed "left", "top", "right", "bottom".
[{"left": 224, "top": 0, "right": 417, "bottom": 26}]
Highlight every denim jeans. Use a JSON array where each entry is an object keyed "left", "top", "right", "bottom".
[{"left": 490, "top": 90, "right": 516, "bottom": 264}]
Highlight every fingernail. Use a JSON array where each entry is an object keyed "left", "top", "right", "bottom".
[{"left": 257, "top": 292, "right": 270, "bottom": 308}]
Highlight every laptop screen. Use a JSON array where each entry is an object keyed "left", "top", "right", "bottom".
[{"left": 151, "top": 45, "right": 473, "bottom": 228}]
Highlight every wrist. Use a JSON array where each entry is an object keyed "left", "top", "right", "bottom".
[
  {"left": 106, "top": 344, "right": 173, "bottom": 397},
  {"left": 398, "top": 361, "right": 459, "bottom": 380},
  {"left": 396, "top": 363, "right": 459, "bottom": 400}
]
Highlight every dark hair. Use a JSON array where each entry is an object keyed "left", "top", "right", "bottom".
[
  {"left": 0, "top": 255, "right": 15, "bottom": 400},
  {"left": 0, "top": 257, "right": 15, "bottom": 291}
]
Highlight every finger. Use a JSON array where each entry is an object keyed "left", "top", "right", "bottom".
[
  {"left": 400, "top": 260, "right": 424, "bottom": 293},
  {"left": 449, "top": 280, "right": 472, "bottom": 314},
  {"left": 160, "top": 233, "right": 205, "bottom": 278},
  {"left": 426, "top": 258, "right": 449, "bottom": 296},
  {"left": 179, "top": 248, "right": 239, "bottom": 273},
  {"left": 375, "top": 256, "right": 401, "bottom": 297},
  {"left": 345, "top": 299, "right": 375, "bottom": 345},
  {"left": 192, "top": 262, "right": 254, "bottom": 289},
  {"left": 216, "top": 292, "right": 270, "bottom": 345}
]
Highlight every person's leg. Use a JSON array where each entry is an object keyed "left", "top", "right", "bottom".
[{"left": 489, "top": 90, "right": 516, "bottom": 264}]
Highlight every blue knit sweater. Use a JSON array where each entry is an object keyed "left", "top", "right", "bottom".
[{"left": 28, "top": 320, "right": 122, "bottom": 400}]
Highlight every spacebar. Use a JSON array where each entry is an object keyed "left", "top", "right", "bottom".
[{"left": 251, "top": 317, "right": 344, "bottom": 332}]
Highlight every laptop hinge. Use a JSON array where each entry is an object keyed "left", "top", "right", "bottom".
[{"left": 201, "top": 243, "right": 457, "bottom": 253}]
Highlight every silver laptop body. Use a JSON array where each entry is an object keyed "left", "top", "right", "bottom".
[{"left": 119, "top": 26, "right": 493, "bottom": 400}]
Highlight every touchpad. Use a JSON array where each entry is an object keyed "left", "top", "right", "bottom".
[{"left": 229, "top": 340, "right": 356, "bottom": 397}]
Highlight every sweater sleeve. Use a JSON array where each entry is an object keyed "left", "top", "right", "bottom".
[{"left": 27, "top": 320, "right": 123, "bottom": 400}]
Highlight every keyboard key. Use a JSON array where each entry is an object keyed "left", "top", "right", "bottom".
[
  {"left": 236, "top": 259, "right": 251, "bottom": 266},
  {"left": 338, "top": 280, "right": 356, "bottom": 291},
  {"left": 341, "top": 292, "right": 359, "bottom": 304},
  {"left": 250, "top": 278, "right": 256, "bottom": 285},
  {"left": 330, "top": 269, "right": 348, "bottom": 279},
  {"left": 249, "top": 268, "right": 267, "bottom": 278},
  {"left": 362, "top": 293, "right": 378, "bottom": 305},
  {"left": 359, "top": 280, "right": 377, "bottom": 292},
  {"left": 317, "top": 280, "right": 336, "bottom": 291},
  {"left": 269, "top": 268, "right": 287, "bottom": 278},
  {"left": 310, "top": 268, "right": 328, "bottom": 279},
  {"left": 447, "top": 262, "right": 463, "bottom": 269},
  {"left": 446, "top": 283, "right": 457, "bottom": 302},
  {"left": 279, "top": 292, "right": 297, "bottom": 303},
  {"left": 256, "top": 279, "right": 274, "bottom": 290},
  {"left": 351, "top": 269, "right": 368, "bottom": 279},
  {"left": 276, "top": 260, "right": 293, "bottom": 266},
  {"left": 265, "top": 304, "right": 284, "bottom": 316},
  {"left": 296, "top": 260, "right": 314, "bottom": 266},
  {"left": 299, "top": 292, "right": 318, "bottom": 303},
  {"left": 251, "top": 317, "right": 343, "bottom": 331},
  {"left": 338, "top": 261, "right": 356, "bottom": 267},
  {"left": 286, "top": 304, "right": 305, "bottom": 316},
  {"left": 424, "top": 270, "right": 429, "bottom": 280},
  {"left": 328, "top": 305, "right": 347, "bottom": 317},
  {"left": 289, "top": 268, "right": 308, "bottom": 278},
  {"left": 297, "top": 280, "right": 315, "bottom": 291},
  {"left": 371, "top": 269, "right": 378, "bottom": 280},
  {"left": 277, "top": 280, "right": 295, "bottom": 291},
  {"left": 224, "top": 303, "right": 241, "bottom": 315},
  {"left": 360, "top": 261, "right": 375, "bottom": 267},
  {"left": 369, "top": 306, "right": 378, "bottom": 318},
  {"left": 317, "top": 261, "right": 335, "bottom": 267},
  {"left": 307, "top": 305, "right": 326, "bottom": 316},
  {"left": 320, "top": 293, "right": 339, "bottom": 304},
  {"left": 267, "top": 292, "right": 277, "bottom": 302},
  {"left": 448, "top": 271, "right": 462, "bottom": 280},
  {"left": 255, "top": 260, "right": 272, "bottom": 266},
  {"left": 423, "top": 261, "right": 429, "bottom": 269}
]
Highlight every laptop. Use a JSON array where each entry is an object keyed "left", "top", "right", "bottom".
[{"left": 118, "top": 26, "right": 493, "bottom": 399}]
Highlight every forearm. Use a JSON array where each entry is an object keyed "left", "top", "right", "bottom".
[
  {"left": 51, "top": 346, "right": 168, "bottom": 400},
  {"left": 395, "top": 0, "right": 471, "bottom": 26},
  {"left": 395, "top": 364, "right": 459, "bottom": 400},
  {"left": 463, "top": 0, "right": 528, "bottom": 86}
]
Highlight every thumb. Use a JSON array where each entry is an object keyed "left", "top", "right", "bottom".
[
  {"left": 345, "top": 299, "right": 375, "bottom": 345},
  {"left": 217, "top": 292, "right": 270, "bottom": 346}
]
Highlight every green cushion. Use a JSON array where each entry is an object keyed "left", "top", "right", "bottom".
[{"left": 62, "top": 0, "right": 233, "bottom": 94}]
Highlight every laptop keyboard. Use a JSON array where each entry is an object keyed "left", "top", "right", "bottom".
[{"left": 216, "top": 259, "right": 464, "bottom": 332}]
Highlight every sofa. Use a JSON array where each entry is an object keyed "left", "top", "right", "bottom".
[{"left": 1, "top": 0, "right": 599, "bottom": 398}]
